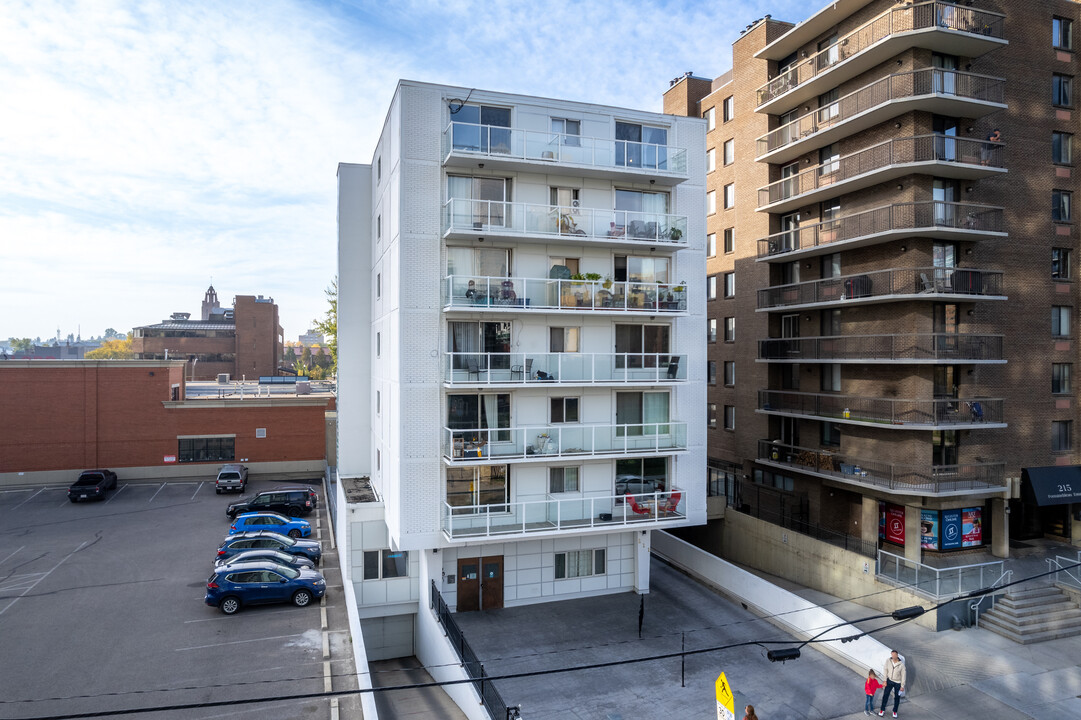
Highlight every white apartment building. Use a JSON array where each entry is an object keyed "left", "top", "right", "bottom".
[{"left": 336, "top": 80, "right": 706, "bottom": 662}]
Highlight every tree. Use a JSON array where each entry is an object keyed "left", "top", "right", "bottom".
[
  {"left": 103, "top": 328, "right": 123, "bottom": 339},
  {"left": 84, "top": 337, "right": 134, "bottom": 359},
  {"left": 9, "top": 338, "right": 33, "bottom": 352},
  {"left": 301, "top": 346, "right": 312, "bottom": 369},
  {"left": 311, "top": 278, "right": 337, "bottom": 372}
]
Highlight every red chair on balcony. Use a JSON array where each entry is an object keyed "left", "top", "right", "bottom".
[
  {"left": 626, "top": 494, "right": 653, "bottom": 517},
  {"left": 661, "top": 491, "right": 682, "bottom": 517}
]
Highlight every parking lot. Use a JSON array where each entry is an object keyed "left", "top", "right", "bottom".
[{"left": 0, "top": 476, "right": 358, "bottom": 719}]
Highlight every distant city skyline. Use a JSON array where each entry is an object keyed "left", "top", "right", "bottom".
[{"left": 0, "top": 0, "right": 801, "bottom": 340}]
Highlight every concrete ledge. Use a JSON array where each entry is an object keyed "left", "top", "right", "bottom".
[
  {"left": 652, "top": 530, "right": 889, "bottom": 675},
  {"left": 1, "top": 461, "right": 325, "bottom": 489}
]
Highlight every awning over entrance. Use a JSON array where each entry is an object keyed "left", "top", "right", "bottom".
[{"left": 1022, "top": 466, "right": 1081, "bottom": 506}]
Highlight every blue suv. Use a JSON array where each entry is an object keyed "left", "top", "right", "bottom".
[
  {"left": 229, "top": 512, "right": 312, "bottom": 538},
  {"left": 205, "top": 560, "right": 326, "bottom": 615},
  {"left": 216, "top": 531, "right": 321, "bottom": 565}
]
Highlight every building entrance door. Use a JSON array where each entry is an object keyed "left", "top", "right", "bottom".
[{"left": 456, "top": 556, "right": 504, "bottom": 611}]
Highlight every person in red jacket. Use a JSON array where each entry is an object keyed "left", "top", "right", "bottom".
[{"left": 864, "top": 669, "right": 883, "bottom": 715}]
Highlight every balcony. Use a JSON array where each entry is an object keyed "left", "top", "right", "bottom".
[
  {"left": 757, "top": 390, "right": 1005, "bottom": 429},
  {"left": 756, "top": 202, "right": 1006, "bottom": 262},
  {"left": 444, "top": 275, "right": 687, "bottom": 315},
  {"left": 443, "top": 423, "right": 688, "bottom": 464},
  {"left": 442, "top": 199, "right": 687, "bottom": 248},
  {"left": 445, "top": 352, "right": 687, "bottom": 386},
  {"left": 441, "top": 122, "right": 688, "bottom": 185},
  {"left": 756, "top": 440, "right": 1006, "bottom": 498},
  {"left": 755, "top": 1, "right": 1007, "bottom": 113},
  {"left": 756, "top": 266, "right": 1005, "bottom": 312},
  {"left": 756, "top": 69, "right": 1006, "bottom": 164},
  {"left": 441, "top": 488, "right": 685, "bottom": 541},
  {"left": 757, "top": 333, "right": 1005, "bottom": 364},
  {"left": 757, "top": 135, "right": 1005, "bottom": 214}
]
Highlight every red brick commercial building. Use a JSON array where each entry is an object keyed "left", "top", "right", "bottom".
[
  {"left": 0, "top": 360, "right": 331, "bottom": 486},
  {"left": 131, "top": 285, "right": 284, "bottom": 381},
  {"left": 665, "top": 0, "right": 1081, "bottom": 563}
]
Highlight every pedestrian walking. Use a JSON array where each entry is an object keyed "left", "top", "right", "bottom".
[
  {"left": 879, "top": 650, "right": 906, "bottom": 717},
  {"left": 864, "top": 669, "right": 883, "bottom": 715},
  {"left": 743, "top": 704, "right": 759, "bottom": 720}
]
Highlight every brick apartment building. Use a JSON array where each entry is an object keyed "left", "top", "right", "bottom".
[
  {"left": 0, "top": 360, "right": 329, "bottom": 485},
  {"left": 131, "top": 285, "right": 284, "bottom": 381},
  {"left": 665, "top": 0, "right": 1081, "bottom": 565}
]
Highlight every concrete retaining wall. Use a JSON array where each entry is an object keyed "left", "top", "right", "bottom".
[{"left": 0, "top": 460, "right": 325, "bottom": 489}]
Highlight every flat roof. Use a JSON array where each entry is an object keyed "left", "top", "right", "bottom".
[
  {"left": 136, "top": 321, "right": 236, "bottom": 331},
  {"left": 0, "top": 360, "right": 188, "bottom": 369}
]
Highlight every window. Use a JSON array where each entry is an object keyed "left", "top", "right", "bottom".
[
  {"left": 708, "top": 403, "right": 718, "bottom": 429},
  {"left": 821, "top": 252, "right": 841, "bottom": 279},
  {"left": 551, "top": 117, "right": 581, "bottom": 146},
  {"left": 708, "top": 361, "right": 717, "bottom": 385},
  {"left": 376, "top": 273, "right": 381, "bottom": 298},
  {"left": 615, "top": 122, "right": 669, "bottom": 169},
  {"left": 555, "top": 549, "right": 605, "bottom": 579},
  {"left": 821, "top": 421, "right": 841, "bottom": 447},
  {"left": 549, "top": 466, "right": 579, "bottom": 493},
  {"left": 708, "top": 318, "right": 717, "bottom": 343},
  {"left": 614, "top": 324, "right": 670, "bottom": 370},
  {"left": 707, "top": 148, "right": 716, "bottom": 173},
  {"left": 708, "top": 275, "right": 718, "bottom": 300},
  {"left": 1053, "top": 420, "right": 1073, "bottom": 453},
  {"left": 1054, "top": 190, "right": 1072, "bottom": 222},
  {"left": 1053, "top": 132, "right": 1073, "bottom": 165},
  {"left": 1054, "top": 17, "right": 1073, "bottom": 50},
  {"left": 707, "top": 233, "right": 716, "bottom": 258},
  {"left": 1053, "top": 74, "right": 1073, "bottom": 107},
  {"left": 724, "top": 272, "right": 735, "bottom": 298},
  {"left": 451, "top": 104, "right": 511, "bottom": 153},
  {"left": 723, "top": 183, "right": 735, "bottom": 209},
  {"left": 447, "top": 176, "right": 510, "bottom": 230},
  {"left": 724, "top": 361, "right": 735, "bottom": 386},
  {"left": 821, "top": 364, "right": 841, "bottom": 392},
  {"left": 819, "top": 143, "right": 839, "bottom": 177},
  {"left": 724, "top": 227, "right": 735, "bottom": 254},
  {"left": 376, "top": 449, "right": 381, "bottom": 471},
  {"left": 708, "top": 190, "right": 716, "bottom": 214},
  {"left": 550, "top": 327, "right": 580, "bottom": 352},
  {"left": 1053, "top": 363, "right": 1072, "bottom": 394},
  {"left": 376, "top": 332, "right": 381, "bottom": 357},
  {"left": 704, "top": 106, "right": 716, "bottom": 131},
  {"left": 447, "top": 393, "right": 511, "bottom": 442},
  {"left": 1053, "top": 306, "right": 1072, "bottom": 337},
  {"left": 723, "top": 95, "right": 734, "bottom": 122},
  {"left": 723, "top": 138, "right": 734, "bottom": 165},
  {"left": 363, "top": 550, "right": 409, "bottom": 580},
  {"left": 178, "top": 437, "right": 235, "bottom": 463},
  {"left": 724, "top": 405, "right": 735, "bottom": 430},
  {"left": 377, "top": 214, "right": 381, "bottom": 238},
  {"left": 615, "top": 391, "right": 670, "bottom": 436},
  {"left": 1053, "top": 248, "right": 1071, "bottom": 279},
  {"left": 447, "top": 465, "right": 510, "bottom": 511},
  {"left": 724, "top": 317, "right": 735, "bottom": 342},
  {"left": 447, "top": 245, "right": 511, "bottom": 277},
  {"left": 448, "top": 321, "right": 511, "bottom": 371},
  {"left": 377, "top": 156, "right": 381, "bottom": 181},
  {"left": 551, "top": 397, "right": 580, "bottom": 423},
  {"left": 933, "top": 429, "right": 958, "bottom": 466},
  {"left": 376, "top": 391, "right": 381, "bottom": 414}
]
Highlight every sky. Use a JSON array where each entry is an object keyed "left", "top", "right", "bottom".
[{"left": 0, "top": 0, "right": 805, "bottom": 343}]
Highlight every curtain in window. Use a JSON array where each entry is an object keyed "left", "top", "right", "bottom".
[
  {"left": 643, "top": 392, "right": 670, "bottom": 435},
  {"left": 449, "top": 322, "right": 479, "bottom": 370}
]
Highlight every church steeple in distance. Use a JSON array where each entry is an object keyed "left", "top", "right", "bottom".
[{"left": 201, "top": 283, "right": 220, "bottom": 321}]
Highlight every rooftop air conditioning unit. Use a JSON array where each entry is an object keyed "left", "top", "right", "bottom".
[{"left": 217, "top": 373, "right": 230, "bottom": 384}]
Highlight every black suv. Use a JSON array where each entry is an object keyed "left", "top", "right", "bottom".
[{"left": 226, "top": 486, "right": 318, "bottom": 518}]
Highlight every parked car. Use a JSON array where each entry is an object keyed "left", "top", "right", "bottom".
[
  {"left": 215, "top": 548, "right": 315, "bottom": 570},
  {"left": 216, "top": 531, "right": 321, "bottom": 565},
  {"left": 215, "top": 464, "right": 248, "bottom": 494},
  {"left": 67, "top": 469, "right": 118, "bottom": 502},
  {"left": 205, "top": 560, "right": 326, "bottom": 615},
  {"left": 225, "top": 486, "right": 318, "bottom": 518},
  {"left": 229, "top": 511, "right": 311, "bottom": 538}
]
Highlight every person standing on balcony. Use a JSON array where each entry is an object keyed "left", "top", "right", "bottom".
[
  {"left": 981, "top": 129, "right": 1001, "bottom": 165},
  {"left": 878, "top": 650, "right": 906, "bottom": 717}
]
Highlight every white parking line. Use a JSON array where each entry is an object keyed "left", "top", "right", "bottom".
[
  {"left": 104, "top": 484, "right": 129, "bottom": 504},
  {"left": 10, "top": 488, "right": 45, "bottom": 511},
  {"left": 191, "top": 482, "right": 204, "bottom": 500},
  {"left": 0, "top": 541, "right": 87, "bottom": 616},
  {"left": 0, "top": 488, "right": 35, "bottom": 494},
  {"left": 0, "top": 546, "right": 24, "bottom": 566},
  {"left": 148, "top": 483, "right": 167, "bottom": 503},
  {"left": 175, "top": 632, "right": 306, "bottom": 651}
]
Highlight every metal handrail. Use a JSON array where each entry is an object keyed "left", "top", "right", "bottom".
[
  {"left": 878, "top": 549, "right": 1006, "bottom": 600},
  {"left": 971, "top": 569, "right": 1012, "bottom": 627},
  {"left": 758, "top": 135, "right": 1005, "bottom": 207},
  {"left": 445, "top": 352, "right": 686, "bottom": 384},
  {"left": 756, "top": 1, "right": 1006, "bottom": 106},
  {"left": 1047, "top": 554, "right": 1081, "bottom": 591},
  {"left": 444, "top": 274, "right": 688, "bottom": 313},
  {"left": 757, "top": 333, "right": 1005, "bottom": 362},
  {"left": 758, "top": 390, "right": 1005, "bottom": 426},
  {"left": 757, "top": 69, "right": 1006, "bottom": 157},
  {"left": 755, "top": 201, "right": 1005, "bottom": 259},
  {"left": 444, "top": 422, "right": 689, "bottom": 461}
]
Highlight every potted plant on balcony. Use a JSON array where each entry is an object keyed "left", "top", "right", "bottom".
[
  {"left": 668, "top": 227, "right": 683, "bottom": 242},
  {"left": 603, "top": 274, "right": 613, "bottom": 289}
]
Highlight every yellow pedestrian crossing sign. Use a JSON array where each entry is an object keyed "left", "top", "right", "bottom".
[{"left": 716, "top": 671, "right": 735, "bottom": 720}]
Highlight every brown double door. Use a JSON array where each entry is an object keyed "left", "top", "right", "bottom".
[{"left": 456, "top": 556, "right": 503, "bottom": 612}]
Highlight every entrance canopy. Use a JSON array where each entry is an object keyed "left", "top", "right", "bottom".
[{"left": 1022, "top": 466, "right": 1081, "bottom": 506}]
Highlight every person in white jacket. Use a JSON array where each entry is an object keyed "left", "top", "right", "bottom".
[{"left": 878, "top": 650, "right": 906, "bottom": 717}]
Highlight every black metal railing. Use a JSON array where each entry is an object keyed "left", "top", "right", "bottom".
[
  {"left": 430, "top": 581, "right": 516, "bottom": 720},
  {"left": 758, "top": 389, "right": 1004, "bottom": 426},
  {"left": 757, "top": 333, "right": 1005, "bottom": 362}
]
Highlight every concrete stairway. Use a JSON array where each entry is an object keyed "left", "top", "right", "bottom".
[{"left": 979, "top": 585, "right": 1081, "bottom": 644}]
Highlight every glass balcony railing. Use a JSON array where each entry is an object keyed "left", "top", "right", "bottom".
[
  {"left": 444, "top": 275, "right": 688, "bottom": 313},
  {"left": 757, "top": 266, "right": 1004, "bottom": 310},
  {"left": 758, "top": 333, "right": 1004, "bottom": 363},
  {"left": 757, "top": 440, "right": 1006, "bottom": 495},
  {"left": 442, "top": 199, "right": 688, "bottom": 245},
  {"left": 756, "top": 1, "right": 1006, "bottom": 107},
  {"left": 443, "top": 423, "right": 688, "bottom": 462},
  {"left": 441, "top": 487, "right": 685, "bottom": 540},
  {"left": 756, "top": 69, "right": 1005, "bottom": 159},
  {"left": 756, "top": 202, "right": 1005, "bottom": 260},
  {"left": 758, "top": 390, "right": 1004, "bottom": 427},
  {"left": 758, "top": 135, "right": 1005, "bottom": 209},
  {"left": 442, "top": 122, "right": 688, "bottom": 175},
  {"left": 445, "top": 352, "right": 686, "bottom": 385}
]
